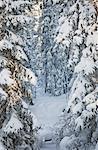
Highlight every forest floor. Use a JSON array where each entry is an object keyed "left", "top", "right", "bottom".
[
  {"left": 40, "top": 142, "right": 58, "bottom": 150},
  {"left": 30, "top": 93, "right": 66, "bottom": 150}
]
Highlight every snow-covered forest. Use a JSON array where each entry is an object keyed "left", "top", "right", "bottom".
[{"left": 0, "top": 0, "right": 98, "bottom": 150}]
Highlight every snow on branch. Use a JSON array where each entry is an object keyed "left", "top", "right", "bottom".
[
  {"left": 0, "top": 87, "right": 8, "bottom": 98},
  {"left": 0, "top": 56, "right": 7, "bottom": 68},
  {"left": 15, "top": 45, "right": 28, "bottom": 62},
  {"left": 6, "top": 30, "right": 23, "bottom": 46},
  {"left": 0, "top": 69, "right": 14, "bottom": 86},
  {"left": 3, "top": 112, "right": 23, "bottom": 133},
  {"left": 0, "top": 39, "right": 28, "bottom": 62},
  {"left": 19, "top": 66, "right": 37, "bottom": 86}
]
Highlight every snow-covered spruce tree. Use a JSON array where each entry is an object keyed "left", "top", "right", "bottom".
[
  {"left": 22, "top": 0, "right": 43, "bottom": 76},
  {"left": 58, "top": 0, "right": 98, "bottom": 150},
  {"left": 20, "top": 0, "right": 44, "bottom": 97},
  {"left": 24, "top": 0, "right": 44, "bottom": 98},
  {"left": 0, "top": 0, "right": 38, "bottom": 149},
  {"left": 42, "top": 0, "right": 68, "bottom": 95},
  {"left": 42, "top": 0, "right": 84, "bottom": 95}
]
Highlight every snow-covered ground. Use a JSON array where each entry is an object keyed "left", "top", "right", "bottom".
[
  {"left": 30, "top": 93, "right": 66, "bottom": 149},
  {"left": 40, "top": 142, "right": 59, "bottom": 150},
  {"left": 32, "top": 95, "right": 66, "bottom": 128}
]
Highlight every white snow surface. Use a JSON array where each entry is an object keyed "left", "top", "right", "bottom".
[
  {"left": 30, "top": 94, "right": 66, "bottom": 149},
  {"left": 0, "top": 141, "right": 6, "bottom": 150},
  {"left": 21, "top": 67, "right": 37, "bottom": 85},
  {"left": 40, "top": 142, "right": 58, "bottom": 150},
  {"left": 0, "top": 69, "right": 14, "bottom": 85},
  {"left": 0, "top": 87, "right": 7, "bottom": 97},
  {"left": 4, "top": 112, "right": 23, "bottom": 133},
  {"left": 32, "top": 95, "right": 66, "bottom": 128},
  {"left": 95, "top": 143, "right": 98, "bottom": 150}
]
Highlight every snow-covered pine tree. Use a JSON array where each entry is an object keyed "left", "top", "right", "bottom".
[
  {"left": 42, "top": 0, "right": 69, "bottom": 95},
  {"left": 58, "top": 0, "right": 98, "bottom": 150},
  {"left": 0, "top": 0, "right": 38, "bottom": 149},
  {"left": 23, "top": 0, "right": 43, "bottom": 76},
  {"left": 21, "top": 0, "right": 44, "bottom": 97},
  {"left": 42, "top": 0, "right": 84, "bottom": 95}
]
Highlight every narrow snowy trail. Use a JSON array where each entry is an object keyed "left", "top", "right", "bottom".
[
  {"left": 32, "top": 95, "right": 66, "bottom": 128},
  {"left": 40, "top": 142, "right": 57, "bottom": 150},
  {"left": 30, "top": 94, "right": 66, "bottom": 150}
]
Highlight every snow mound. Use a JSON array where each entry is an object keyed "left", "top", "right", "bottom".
[
  {"left": 0, "top": 69, "right": 14, "bottom": 85},
  {"left": 30, "top": 94, "right": 66, "bottom": 147},
  {"left": 0, "top": 87, "right": 8, "bottom": 97},
  {"left": 60, "top": 135, "right": 75, "bottom": 150},
  {"left": 95, "top": 143, "right": 98, "bottom": 150},
  {"left": 0, "top": 142, "right": 6, "bottom": 150},
  {"left": 4, "top": 113, "right": 23, "bottom": 133}
]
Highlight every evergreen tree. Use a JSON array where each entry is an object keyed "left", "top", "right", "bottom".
[
  {"left": 42, "top": 0, "right": 67, "bottom": 95},
  {"left": 42, "top": 0, "right": 83, "bottom": 95},
  {"left": 0, "top": 0, "right": 38, "bottom": 149},
  {"left": 57, "top": 0, "right": 98, "bottom": 150}
]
